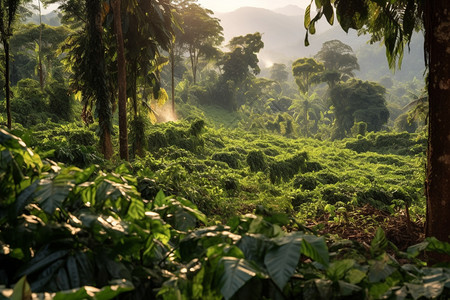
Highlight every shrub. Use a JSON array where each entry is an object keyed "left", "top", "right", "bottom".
[
  {"left": 317, "top": 170, "right": 340, "bottom": 184},
  {"left": 293, "top": 175, "right": 318, "bottom": 191},
  {"left": 269, "top": 152, "right": 308, "bottom": 183},
  {"left": 211, "top": 152, "right": 240, "bottom": 169},
  {"left": 246, "top": 150, "right": 267, "bottom": 172},
  {"left": 346, "top": 138, "right": 373, "bottom": 153},
  {"left": 321, "top": 186, "right": 353, "bottom": 204}
]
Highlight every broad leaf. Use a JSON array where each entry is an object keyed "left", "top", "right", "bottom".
[
  {"left": 405, "top": 282, "right": 444, "bottom": 300},
  {"left": 326, "top": 259, "right": 355, "bottom": 281},
  {"left": 35, "top": 176, "right": 75, "bottom": 215},
  {"left": 371, "top": 227, "right": 388, "bottom": 257},
  {"left": 301, "top": 234, "right": 330, "bottom": 267},
  {"left": 264, "top": 234, "right": 302, "bottom": 290},
  {"left": 18, "top": 249, "right": 69, "bottom": 277},
  {"left": 219, "top": 257, "right": 257, "bottom": 300},
  {"left": 11, "top": 276, "right": 31, "bottom": 300}
]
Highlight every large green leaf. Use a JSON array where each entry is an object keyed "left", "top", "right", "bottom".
[
  {"left": 18, "top": 249, "right": 69, "bottom": 277},
  {"left": 14, "top": 180, "right": 39, "bottom": 215},
  {"left": 326, "top": 259, "right": 355, "bottom": 281},
  {"left": 371, "top": 227, "right": 388, "bottom": 257},
  {"left": 264, "top": 234, "right": 302, "bottom": 290},
  {"left": 301, "top": 234, "right": 330, "bottom": 267},
  {"left": 405, "top": 282, "right": 445, "bottom": 300},
  {"left": 35, "top": 175, "right": 75, "bottom": 215},
  {"left": 52, "top": 284, "right": 134, "bottom": 300},
  {"left": 237, "top": 234, "right": 270, "bottom": 264},
  {"left": 219, "top": 257, "right": 257, "bottom": 300},
  {"left": 368, "top": 259, "right": 395, "bottom": 283},
  {"left": 66, "top": 256, "right": 80, "bottom": 289},
  {"left": 10, "top": 276, "right": 31, "bottom": 300},
  {"left": 30, "top": 259, "right": 65, "bottom": 291}
]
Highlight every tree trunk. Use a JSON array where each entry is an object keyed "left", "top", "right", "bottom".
[
  {"left": 4, "top": 38, "right": 11, "bottom": 130},
  {"left": 38, "top": 0, "right": 44, "bottom": 90},
  {"left": 171, "top": 46, "right": 175, "bottom": 114},
  {"left": 425, "top": 0, "right": 450, "bottom": 261},
  {"left": 87, "top": 0, "right": 113, "bottom": 159},
  {"left": 112, "top": 0, "right": 129, "bottom": 161}
]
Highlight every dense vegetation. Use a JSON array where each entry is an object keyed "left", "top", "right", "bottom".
[{"left": 1, "top": 0, "right": 449, "bottom": 299}]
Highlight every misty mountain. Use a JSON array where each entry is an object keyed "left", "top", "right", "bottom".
[
  {"left": 215, "top": 6, "right": 425, "bottom": 82},
  {"left": 27, "top": 11, "right": 61, "bottom": 27}
]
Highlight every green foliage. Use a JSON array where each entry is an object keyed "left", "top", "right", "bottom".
[
  {"left": 246, "top": 150, "right": 267, "bottom": 172},
  {"left": 315, "top": 39, "right": 360, "bottom": 78},
  {"left": 304, "top": 0, "right": 423, "bottom": 69},
  {"left": 346, "top": 131, "right": 426, "bottom": 155},
  {"left": 2, "top": 129, "right": 448, "bottom": 299},
  {"left": 269, "top": 152, "right": 308, "bottom": 184},
  {"left": 147, "top": 121, "right": 205, "bottom": 153},
  {"left": 292, "top": 57, "right": 324, "bottom": 93},
  {"left": 11, "top": 79, "right": 50, "bottom": 127},
  {"left": 211, "top": 152, "right": 241, "bottom": 169},
  {"left": 329, "top": 79, "right": 390, "bottom": 139}
]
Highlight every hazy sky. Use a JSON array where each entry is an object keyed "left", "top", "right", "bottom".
[
  {"left": 196, "top": 0, "right": 310, "bottom": 13},
  {"left": 42, "top": 1, "right": 310, "bottom": 14}
]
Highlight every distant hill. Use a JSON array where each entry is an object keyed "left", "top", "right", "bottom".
[
  {"left": 273, "top": 5, "right": 305, "bottom": 16},
  {"left": 27, "top": 11, "right": 61, "bottom": 27},
  {"left": 215, "top": 6, "right": 425, "bottom": 82}
]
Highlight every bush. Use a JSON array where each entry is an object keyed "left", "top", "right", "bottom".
[
  {"left": 269, "top": 152, "right": 308, "bottom": 183},
  {"left": 293, "top": 175, "right": 318, "bottom": 191},
  {"left": 211, "top": 152, "right": 240, "bottom": 169},
  {"left": 357, "top": 187, "right": 392, "bottom": 208},
  {"left": 321, "top": 186, "right": 353, "bottom": 204},
  {"left": 346, "top": 138, "right": 373, "bottom": 153},
  {"left": 246, "top": 150, "right": 267, "bottom": 172}
]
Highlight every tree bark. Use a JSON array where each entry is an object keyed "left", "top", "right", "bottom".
[
  {"left": 4, "top": 38, "right": 11, "bottom": 129},
  {"left": 87, "top": 0, "right": 113, "bottom": 160},
  {"left": 112, "top": 0, "right": 129, "bottom": 161},
  {"left": 425, "top": 0, "right": 450, "bottom": 260}
]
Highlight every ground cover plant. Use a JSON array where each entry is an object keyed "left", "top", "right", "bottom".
[{"left": 1, "top": 127, "right": 450, "bottom": 300}]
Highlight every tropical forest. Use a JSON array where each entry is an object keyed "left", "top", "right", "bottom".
[{"left": 1, "top": 0, "right": 450, "bottom": 299}]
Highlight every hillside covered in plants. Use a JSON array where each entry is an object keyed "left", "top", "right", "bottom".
[{"left": 2, "top": 0, "right": 450, "bottom": 299}]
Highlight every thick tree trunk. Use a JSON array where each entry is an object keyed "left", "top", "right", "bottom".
[
  {"left": 4, "top": 39, "right": 11, "bottom": 130},
  {"left": 425, "top": 1, "right": 450, "bottom": 259},
  {"left": 87, "top": 0, "right": 113, "bottom": 159},
  {"left": 112, "top": 0, "right": 129, "bottom": 161}
]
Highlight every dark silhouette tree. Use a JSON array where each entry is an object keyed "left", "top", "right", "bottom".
[
  {"left": 111, "top": 0, "right": 128, "bottom": 161},
  {"left": 0, "top": 0, "right": 25, "bottom": 129}
]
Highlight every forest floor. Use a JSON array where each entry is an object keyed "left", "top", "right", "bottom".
[{"left": 309, "top": 204, "right": 425, "bottom": 251}]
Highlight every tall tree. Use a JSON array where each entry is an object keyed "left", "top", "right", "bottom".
[
  {"left": 220, "top": 32, "right": 264, "bottom": 84},
  {"left": 111, "top": 0, "right": 128, "bottom": 161},
  {"left": 292, "top": 58, "right": 324, "bottom": 94},
  {"left": 85, "top": 0, "right": 113, "bottom": 159},
  {"left": 10, "top": 23, "right": 71, "bottom": 85},
  {"left": 122, "top": 0, "right": 174, "bottom": 157},
  {"left": 329, "top": 79, "right": 389, "bottom": 139},
  {"left": 176, "top": 1, "right": 223, "bottom": 84},
  {"left": 269, "top": 63, "right": 289, "bottom": 83},
  {"left": 304, "top": 0, "right": 450, "bottom": 254},
  {"left": 0, "top": 0, "right": 23, "bottom": 129},
  {"left": 315, "top": 40, "right": 360, "bottom": 78}
]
